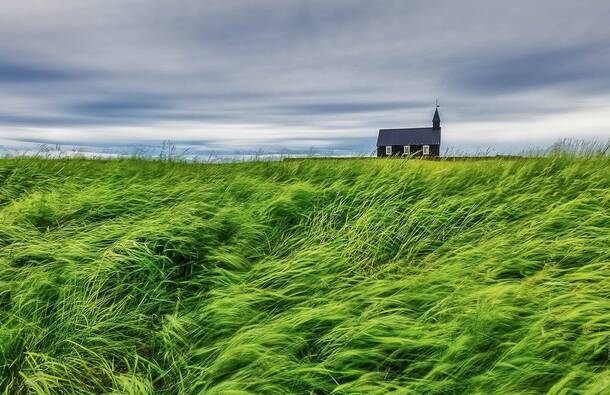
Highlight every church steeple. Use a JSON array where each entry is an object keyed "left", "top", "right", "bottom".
[{"left": 432, "top": 105, "right": 441, "bottom": 130}]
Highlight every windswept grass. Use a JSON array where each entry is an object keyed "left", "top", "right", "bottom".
[{"left": 0, "top": 154, "right": 608, "bottom": 394}]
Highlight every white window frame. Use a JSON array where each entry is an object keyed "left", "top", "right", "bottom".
[
  {"left": 403, "top": 145, "right": 410, "bottom": 155},
  {"left": 385, "top": 145, "right": 392, "bottom": 155},
  {"left": 422, "top": 145, "right": 430, "bottom": 155}
]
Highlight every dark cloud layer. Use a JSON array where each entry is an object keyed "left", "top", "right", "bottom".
[
  {"left": 69, "top": 96, "right": 169, "bottom": 118},
  {"left": 0, "top": 61, "right": 74, "bottom": 83},
  {"left": 0, "top": 0, "right": 609, "bottom": 154},
  {"left": 450, "top": 44, "right": 610, "bottom": 94}
]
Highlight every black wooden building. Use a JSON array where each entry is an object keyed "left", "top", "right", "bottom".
[{"left": 376, "top": 108, "right": 441, "bottom": 157}]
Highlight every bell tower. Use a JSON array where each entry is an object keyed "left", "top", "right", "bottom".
[{"left": 432, "top": 101, "right": 441, "bottom": 130}]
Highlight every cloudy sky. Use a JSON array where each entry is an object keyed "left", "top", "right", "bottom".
[{"left": 1, "top": 0, "right": 609, "bottom": 155}]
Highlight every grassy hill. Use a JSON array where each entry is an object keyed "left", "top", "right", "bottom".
[{"left": 0, "top": 155, "right": 608, "bottom": 394}]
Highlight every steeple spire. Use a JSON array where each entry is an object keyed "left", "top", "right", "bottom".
[{"left": 432, "top": 101, "right": 441, "bottom": 130}]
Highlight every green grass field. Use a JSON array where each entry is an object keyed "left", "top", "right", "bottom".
[{"left": 0, "top": 154, "right": 608, "bottom": 394}]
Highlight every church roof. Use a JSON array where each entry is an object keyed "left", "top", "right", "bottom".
[{"left": 376, "top": 127, "right": 441, "bottom": 146}]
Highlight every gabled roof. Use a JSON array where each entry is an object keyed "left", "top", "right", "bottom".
[{"left": 376, "top": 127, "right": 441, "bottom": 146}]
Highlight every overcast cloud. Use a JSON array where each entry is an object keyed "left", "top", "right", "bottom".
[{"left": 1, "top": 0, "right": 609, "bottom": 155}]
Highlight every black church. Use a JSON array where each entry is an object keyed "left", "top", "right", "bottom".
[{"left": 376, "top": 108, "right": 441, "bottom": 157}]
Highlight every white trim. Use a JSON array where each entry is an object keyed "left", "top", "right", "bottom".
[
  {"left": 403, "top": 145, "right": 410, "bottom": 155},
  {"left": 385, "top": 145, "right": 392, "bottom": 155},
  {"left": 422, "top": 145, "right": 430, "bottom": 155}
]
